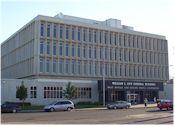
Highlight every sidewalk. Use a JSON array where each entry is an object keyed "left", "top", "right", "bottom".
[
  {"left": 20, "top": 103, "right": 157, "bottom": 113},
  {"left": 76, "top": 103, "right": 157, "bottom": 111}
]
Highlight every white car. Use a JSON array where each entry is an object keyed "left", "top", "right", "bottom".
[{"left": 44, "top": 100, "right": 74, "bottom": 112}]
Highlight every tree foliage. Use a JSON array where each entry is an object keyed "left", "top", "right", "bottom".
[
  {"left": 16, "top": 81, "right": 27, "bottom": 106},
  {"left": 63, "top": 82, "right": 77, "bottom": 99}
]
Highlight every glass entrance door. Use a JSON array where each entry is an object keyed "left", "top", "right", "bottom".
[{"left": 127, "top": 93, "right": 139, "bottom": 104}]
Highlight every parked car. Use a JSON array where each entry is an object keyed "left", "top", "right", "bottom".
[
  {"left": 1, "top": 102, "right": 21, "bottom": 113},
  {"left": 107, "top": 101, "right": 131, "bottom": 109},
  {"left": 44, "top": 100, "right": 74, "bottom": 112},
  {"left": 157, "top": 99, "right": 173, "bottom": 110}
]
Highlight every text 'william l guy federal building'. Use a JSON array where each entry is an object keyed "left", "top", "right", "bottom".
[{"left": 1, "top": 13, "right": 169, "bottom": 105}]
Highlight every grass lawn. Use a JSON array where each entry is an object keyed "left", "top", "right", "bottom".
[{"left": 21, "top": 105, "right": 44, "bottom": 110}]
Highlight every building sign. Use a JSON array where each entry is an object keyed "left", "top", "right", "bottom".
[{"left": 98, "top": 80, "right": 163, "bottom": 91}]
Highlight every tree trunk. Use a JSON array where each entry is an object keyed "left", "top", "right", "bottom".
[{"left": 22, "top": 99, "right": 25, "bottom": 108}]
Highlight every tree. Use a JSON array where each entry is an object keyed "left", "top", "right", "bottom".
[
  {"left": 16, "top": 81, "right": 27, "bottom": 107},
  {"left": 63, "top": 82, "right": 77, "bottom": 100}
]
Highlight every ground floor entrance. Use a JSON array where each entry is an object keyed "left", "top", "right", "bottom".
[{"left": 98, "top": 80, "right": 163, "bottom": 104}]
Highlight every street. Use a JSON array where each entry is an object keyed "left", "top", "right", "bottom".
[{"left": 1, "top": 107, "right": 173, "bottom": 124}]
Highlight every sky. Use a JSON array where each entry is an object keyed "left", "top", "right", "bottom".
[{"left": 1, "top": 0, "right": 175, "bottom": 79}]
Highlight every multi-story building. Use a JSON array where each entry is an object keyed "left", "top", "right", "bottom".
[{"left": 1, "top": 13, "right": 169, "bottom": 105}]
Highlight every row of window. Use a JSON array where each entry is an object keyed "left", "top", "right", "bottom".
[
  {"left": 44, "top": 86, "right": 63, "bottom": 98},
  {"left": 40, "top": 23, "right": 167, "bottom": 51},
  {"left": 40, "top": 41, "right": 168, "bottom": 65},
  {"left": 16, "top": 86, "right": 92, "bottom": 99},
  {"left": 40, "top": 58, "right": 168, "bottom": 79}
]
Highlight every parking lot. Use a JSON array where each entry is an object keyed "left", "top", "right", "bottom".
[{"left": 1, "top": 107, "right": 173, "bottom": 124}]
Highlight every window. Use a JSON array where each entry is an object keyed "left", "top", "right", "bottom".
[
  {"left": 66, "top": 43, "right": 69, "bottom": 56},
  {"left": 40, "top": 41, "right": 44, "bottom": 54},
  {"left": 94, "top": 31, "right": 97, "bottom": 43},
  {"left": 47, "top": 41, "right": 50, "bottom": 54},
  {"left": 77, "top": 60, "right": 81, "bottom": 74},
  {"left": 83, "top": 45, "right": 86, "bottom": 58},
  {"left": 60, "top": 25, "right": 63, "bottom": 39},
  {"left": 65, "top": 59, "right": 69, "bottom": 73},
  {"left": 89, "top": 62, "right": 92, "bottom": 75},
  {"left": 110, "top": 63, "right": 113, "bottom": 76},
  {"left": 83, "top": 28, "right": 87, "bottom": 41},
  {"left": 59, "top": 42, "right": 63, "bottom": 56},
  {"left": 72, "top": 44, "right": 75, "bottom": 57},
  {"left": 119, "top": 49, "right": 122, "bottom": 61},
  {"left": 114, "top": 33, "right": 117, "bottom": 45},
  {"left": 78, "top": 44, "right": 81, "bottom": 57},
  {"left": 105, "top": 63, "right": 108, "bottom": 75},
  {"left": 53, "top": 42, "right": 56, "bottom": 55},
  {"left": 53, "top": 59, "right": 57, "bottom": 73},
  {"left": 119, "top": 65, "right": 122, "bottom": 76},
  {"left": 115, "top": 48, "right": 118, "bottom": 60},
  {"left": 128, "top": 35, "right": 131, "bottom": 47},
  {"left": 124, "top": 35, "right": 127, "bottom": 47},
  {"left": 59, "top": 59, "right": 63, "bottom": 73},
  {"left": 124, "top": 50, "right": 127, "bottom": 62},
  {"left": 72, "top": 59, "right": 76, "bottom": 74},
  {"left": 76, "top": 87, "right": 91, "bottom": 99},
  {"left": 124, "top": 65, "right": 127, "bottom": 76},
  {"left": 89, "top": 29, "right": 92, "bottom": 42},
  {"left": 115, "top": 64, "right": 118, "bottom": 76},
  {"left": 129, "top": 65, "right": 132, "bottom": 77},
  {"left": 100, "top": 62, "right": 103, "bottom": 75},
  {"left": 40, "top": 23, "right": 44, "bottom": 36},
  {"left": 84, "top": 62, "right": 87, "bottom": 74},
  {"left": 104, "top": 32, "right": 107, "bottom": 44},
  {"left": 44, "top": 86, "right": 62, "bottom": 98},
  {"left": 40, "top": 58, "right": 44, "bottom": 72},
  {"left": 46, "top": 59, "right": 50, "bottom": 72},
  {"left": 78, "top": 28, "right": 81, "bottom": 41},
  {"left": 89, "top": 46, "right": 92, "bottom": 58},
  {"left": 72, "top": 27, "right": 75, "bottom": 40},
  {"left": 66, "top": 27, "right": 69, "bottom": 39},
  {"left": 119, "top": 34, "right": 122, "bottom": 46},
  {"left": 94, "top": 47, "right": 97, "bottom": 59},
  {"left": 105, "top": 48, "right": 107, "bottom": 59},
  {"left": 30, "top": 86, "right": 37, "bottom": 98},
  {"left": 47, "top": 24, "right": 50, "bottom": 37},
  {"left": 110, "top": 33, "right": 112, "bottom": 44},
  {"left": 100, "top": 48, "right": 102, "bottom": 59},
  {"left": 95, "top": 62, "right": 98, "bottom": 75},
  {"left": 53, "top": 24, "right": 57, "bottom": 38},
  {"left": 100, "top": 31, "right": 102, "bottom": 43},
  {"left": 110, "top": 49, "right": 112, "bottom": 60}
]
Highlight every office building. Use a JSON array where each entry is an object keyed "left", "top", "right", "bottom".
[{"left": 1, "top": 13, "right": 169, "bottom": 105}]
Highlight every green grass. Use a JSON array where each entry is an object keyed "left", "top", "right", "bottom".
[
  {"left": 75, "top": 104, "right": 103, "bottom": 109},
  {"left": 21, "top": 105, "right": 44, "bottom": 110},
  {"left": 75, "top": 102, "right": 103, "bottom": 109}
]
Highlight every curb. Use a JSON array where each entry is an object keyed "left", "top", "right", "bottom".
[{"left": 19, "top": 104, "right": 157, "bottom": 113}]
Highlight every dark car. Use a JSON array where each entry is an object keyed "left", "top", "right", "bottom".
[
  {"left": 157, "top": 99, "right": 173, "bottom": 110},
  {"left": 1, "top": 102, "right": 21, "bottom": 113},
  {"left": 107, "top": 101, "right": 131, "bottom": 109}
]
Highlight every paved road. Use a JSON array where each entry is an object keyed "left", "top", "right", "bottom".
[{"left": 1, "top": 107, "right": 173, "bottom": 124}]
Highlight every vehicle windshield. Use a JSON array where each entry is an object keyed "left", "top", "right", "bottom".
[{"left": 49, "top": 101, "right": 57, "bottom": 105}]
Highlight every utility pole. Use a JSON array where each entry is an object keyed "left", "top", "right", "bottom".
[{"left": 103, "top": 57, "right": 106, "bottom": 106}]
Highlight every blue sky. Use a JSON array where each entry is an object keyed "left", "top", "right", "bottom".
[{"left": 1, "top": 0, "right": 175, "bottom": 78}]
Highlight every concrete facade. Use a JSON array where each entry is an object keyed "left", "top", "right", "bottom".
[
  {"left": 1, "top": 79, "right": 98, "bottom": 105},
  {"left": 1, "top": 13, "right": 169, "bottom": 81},
  {"left": 1, "top": 13, "right": 169, "bottom": 105}
]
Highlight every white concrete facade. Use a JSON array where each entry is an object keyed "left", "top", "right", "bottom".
[
  {"left": 1, "top": 79, "right": 98, "bottom": 105},
  {"left": 1, "top": 13, "right": 169, "bottom": 105}
]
